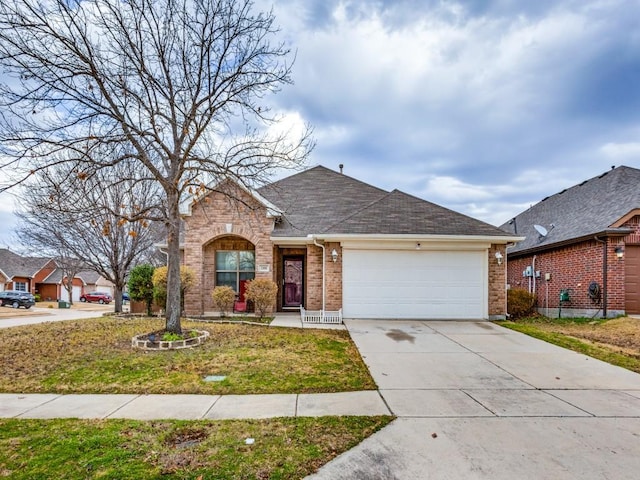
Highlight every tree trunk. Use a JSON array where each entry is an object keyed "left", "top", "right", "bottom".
[
  {"left": 165, "top": 191, "right": 182, "bottom": 333},
  {"left": 64, "top": 280, "right": 74, "bottom": 306},
  {"left": 113, "top": 283, "right": 123, "bottom": 313}
]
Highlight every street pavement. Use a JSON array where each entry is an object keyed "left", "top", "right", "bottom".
[{"left": 0, "top": 302, "right": 113, "bottom": 328}]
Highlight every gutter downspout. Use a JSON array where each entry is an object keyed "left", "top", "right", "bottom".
[
  {"left": 595, "top": 236, "right": 608, "bottom": 318},
  {"left": 311, "top": 237, "right": 326, "bottom": 315}
]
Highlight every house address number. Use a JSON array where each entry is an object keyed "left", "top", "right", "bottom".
[{"left": 257, "top": 264, "right": 270, "bottom": 273}]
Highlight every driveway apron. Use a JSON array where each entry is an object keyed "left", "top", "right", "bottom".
[{"left": 308, "top": 320, "right": 640, "bottom": 480}]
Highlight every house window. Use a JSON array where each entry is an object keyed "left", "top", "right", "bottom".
[
  {"left": 14, "top": 282, "right": 27, "bottom": 292},
  {"left": 215, "top": 251, "right": 255, "bottom": 298}
]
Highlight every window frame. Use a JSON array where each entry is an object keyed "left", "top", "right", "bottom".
[
  {"left": 14, "top": 282, "right": 27, "bottom": 292},
  {"left": 215, "top": 250, "right": 256, "bottom": 293}
]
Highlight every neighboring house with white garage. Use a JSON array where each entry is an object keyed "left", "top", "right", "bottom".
[
  {"left": 181, "top": 165, "right": 520, "bottom": 320},
  {"left": 0, "top": 248, "right": 113, "bottom": 301}
]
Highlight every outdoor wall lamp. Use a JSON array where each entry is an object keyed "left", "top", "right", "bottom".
[
  {"left": 615, "top": 245, "right": 624, "bottom": 259},
  {"left": 331, "top": 249, "right": 339, "bottom": 262},
  {"left": 495, "top": 251, "right": 504, "bottom": 265}
]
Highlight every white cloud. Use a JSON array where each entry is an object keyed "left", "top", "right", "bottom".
[{"left": 600, "top": 142, "right": 640, "bottom": 159}]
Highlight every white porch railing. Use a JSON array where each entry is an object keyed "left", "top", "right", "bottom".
[{"left": 300, "top": 306, "right": 343, "bottom": 324}]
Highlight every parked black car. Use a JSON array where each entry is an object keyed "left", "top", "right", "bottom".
[{"left": 0, "top": 290, "right": 36, "bottom": 309}]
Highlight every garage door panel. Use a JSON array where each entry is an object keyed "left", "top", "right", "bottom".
[{"left": 343, "top": 250, "right": 486, "bottom": 319}]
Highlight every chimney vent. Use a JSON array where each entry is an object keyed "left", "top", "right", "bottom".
[{"left": 339, "top": 164, "right": 344, "bottom": 174}]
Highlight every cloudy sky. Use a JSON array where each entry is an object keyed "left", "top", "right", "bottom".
[{"left": 1, "top": 0, "right": 640, "bottom": 247}]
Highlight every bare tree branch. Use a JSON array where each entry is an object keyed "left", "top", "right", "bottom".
[{"left": 0, "top": 0, "right": 313, "bottom": 332}]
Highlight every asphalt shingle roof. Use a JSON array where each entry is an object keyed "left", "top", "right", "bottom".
[
  {"left": 500, "top": 166, "right": 640, "bottom": 255},
  {"left": 0, "top": 248, "right": 51, "bottom": 279},
  {"left": 258, "top": 166, "right": 388, "bottom": 237},
  {"left": 259, "top": 165, "right": 513, "bottom": 238}
]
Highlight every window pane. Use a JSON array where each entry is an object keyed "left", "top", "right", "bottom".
[
  {"left": 14, "top": 282, "right": 26, "bottom": 292},
  {"left": 216, "top": 252, "right": 237, "bottom": 271},
  {"left": 239, "top": 272, "right": 255, "bottom": 282},
  {"left": 216, "top": 272, "right": 237, "bottom": 292},
  {"left": 238, "top": 251, "right": 255, "bottom": 271}
]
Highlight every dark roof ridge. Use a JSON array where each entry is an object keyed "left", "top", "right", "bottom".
[
  {"left": 502, "top": 165, "right": 640, "bottom": 254},
  {"left": 321, "top": 188, "right": 396, "bottom": 233},
  {"left": 532, "top": 165, "right": 634, "bottom": 208},
  {"left": 260, "top": 165, "right": 388, "bottom": 196}
]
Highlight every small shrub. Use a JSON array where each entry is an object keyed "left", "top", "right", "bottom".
[
  {"left": 507, "top": 288, "right": 536, "bottom": 318},
  {"left": 152, "top": 265, "right": 195, "bottom": 313},
  {"left": 34, "top": 294, "right": 41, "bottom": 302},
  {"left": 212, "top": 286, "right": 236, "bottom": 317},
  {"left": 245, "top": 279, "right": 277, "bottom": 319},
  {"left": 162, "top": 332, "right": 184, "bottom": 342},
  {"left": 128, "top": 264, "right": 155, "bottom": 316}
]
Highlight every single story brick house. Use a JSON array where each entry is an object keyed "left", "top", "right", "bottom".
[
  {"left": 181, "top": 166, "right": 519, "bottom": 320},
  {"left": 0, "top": 248, "right": 57, "bottom": 295},
  {"left": 40, "top": 268, "right": 115, "bottom": 302},
  {"left": 500, "top": 165, "right": 640, "bottom": 318},
  {"left": 0, "top": 248, "right": 113, "bottom": 301}
]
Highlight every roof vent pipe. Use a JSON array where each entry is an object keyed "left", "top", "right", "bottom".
[{"left": 339, "top": 164, "right": 344, "bottom": 174}]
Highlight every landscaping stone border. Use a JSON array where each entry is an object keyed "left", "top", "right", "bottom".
[{"left": 131, "top": 329, "right": 210, "bottom": 351}]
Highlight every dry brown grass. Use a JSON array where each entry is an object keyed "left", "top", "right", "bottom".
[
  {"left": 0, "top": 316, "right": 376, "bottom": 394},
  {"left": 526, "top": 317, "right": 640, "bottom": 356}
]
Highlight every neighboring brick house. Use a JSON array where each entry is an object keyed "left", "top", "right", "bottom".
[
  {"left": 0, "top": 248, "right": 56, "bottom": 295},
  {"left": 181, "top": 165, "right": 520, "bottom": 320},
  {"left": 39, "top": 268, "right": 114, "bottom": 302},
  {"left": 0, "top": 248, "right": 113, "bottom": 301},
  {"left": 500, "top": 166, "right": 640, "bottom": 318}
]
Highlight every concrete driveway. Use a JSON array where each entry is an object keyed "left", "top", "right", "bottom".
[{"left": 309, "top": 320, "right": 640, "bottom": 479}]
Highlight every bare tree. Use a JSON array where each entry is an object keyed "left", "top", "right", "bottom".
[
  {"left": 0, "top": 0, "right": 312, "bottom": 332},
  {"left": 56, "top": 255, "right": 85, "bottom": 306},
  {"left": 16, "top": 158, "right": 162, "bottom": 313}
]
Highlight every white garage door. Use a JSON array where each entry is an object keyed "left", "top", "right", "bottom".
[
  {"left": 60, "top": 286, "right": 82, "bottom": 302},
  {"left": 343, "top": 249, "right": 487, "bottom": 319}
]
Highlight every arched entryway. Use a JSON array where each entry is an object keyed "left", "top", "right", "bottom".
[{"left": 202, "top": 235, "right": 256, "bottom": 312}]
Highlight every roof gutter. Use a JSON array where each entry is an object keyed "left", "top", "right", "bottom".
[
  {"left": 273, "top": 234, "right": 524, "bottom": 244},
  {"left": 507, "top": 228, "right": 632, "bottom": 258}
]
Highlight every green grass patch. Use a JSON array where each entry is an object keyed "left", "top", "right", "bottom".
[
  {"left": 499, "top": 321, "right": 640, "bottom": 373},
  {"left": 0, "top": 416, "right": 393, "bottom": 479},
  {"left": 0, "top": 317, "right": 376, "bottom": 394}
]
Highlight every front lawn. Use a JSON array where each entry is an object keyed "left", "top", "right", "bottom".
[
  {"left": 499, "top": 316, "right": 640, "bottom": 373},
  {"left": 0, "top": 416, "right": 392, "bottom": 479},
  {"left": 0, "top": 317, "right": 376, "bottom": 394}
]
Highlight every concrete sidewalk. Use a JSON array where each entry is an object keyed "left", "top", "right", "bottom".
[{"left": 0, "top": 391, "right": 390, "bottom": 420}]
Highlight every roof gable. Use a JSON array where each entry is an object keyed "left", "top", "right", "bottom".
[
  {"left": 258, "top": 166, "right": 388, "bottom": 236},
  {"left": 181, "top": 178, "right": 282, "bottom": 218},
  {"left": 501, "top": 166, "right": 640, "bottom": 254},
  {"left": 0, "top": 248, "right": 52, "bottom": 279}
]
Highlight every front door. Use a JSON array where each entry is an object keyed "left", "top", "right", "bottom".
[
  {"left": 283, "top": 256, "right": 304, "bottom": 308},
  {"left": 626, "top": 245, "right": 640, "bottom": 314}
]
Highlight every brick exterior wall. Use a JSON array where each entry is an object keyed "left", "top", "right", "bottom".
[
  {"left": 488, "top": 244, "right": 507, "bottom": 319},
  {"left": 506, "top": 215, "right": 640, "bottom": 317},
  {"left": 306, "top": 244, "right": 322, "bottom": 310},
  {"left": 325, "top": 242, "right": 343, "bottom": 311},
  {"left": 182, "top": 186, "right": 275, "bottom": 315}
]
